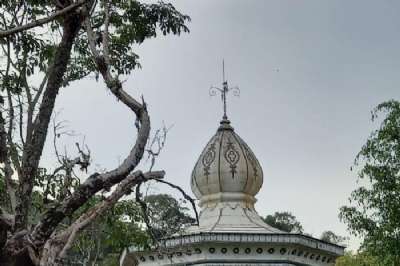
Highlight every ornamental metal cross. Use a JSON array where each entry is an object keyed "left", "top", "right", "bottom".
[{"left": 210, "top": 60, "right": 240, "bottom": 120}]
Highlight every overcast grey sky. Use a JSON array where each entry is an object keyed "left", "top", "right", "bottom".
[{"left": 43, "top": 0, "right": 400, "bottom": 250}]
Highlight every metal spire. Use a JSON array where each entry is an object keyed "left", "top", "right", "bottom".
[
  {"left": 210, "top": 60, "right": 240, "bottom": 121},
  {"left": 222, "top": 59, "right": 225, "bottom": 83}
]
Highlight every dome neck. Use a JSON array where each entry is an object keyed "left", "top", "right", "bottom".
[
  {"left": 218, "top": 118, "right": 234, "bottom": 131},
  {"left": 198, "top": 192, "right": 257, "bottom": 208}
]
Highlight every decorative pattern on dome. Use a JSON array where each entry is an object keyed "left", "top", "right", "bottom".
[
  {"left": 190, "top": 119, "right": 264, "bottom": 200},
  {"left": 245, "top": 145, "right": 259, "bottom": 183},
  {"left": 201, "top": 135, "right": 218, "bottom": 177},
  {"left": 224, "top": 137, "right": 240, "bottom": 178}
]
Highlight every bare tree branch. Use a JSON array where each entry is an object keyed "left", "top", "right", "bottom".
[
  {"left": 39, "top": 170, "right": 165, "bottom": 266},
  {"left": 0, "top": 0, "right": 87, "bottom": 38},
  {"left": 84, "top": 15, "right": 143, "bottom": 112},
  {"left": 146, "top": 122, "right": 172, "bottom": 171},
  {"left": 31, "top": 106, "right": 149, "bottom": 244}
]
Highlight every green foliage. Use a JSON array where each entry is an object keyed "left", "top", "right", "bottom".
[
  {"left": 0, "top": 0, "right": 191, "bottom": 226},
  {"left": 0, "top": 1, "right": 190, "bottom": 263},
  {"left": 65, "top": 0, "right": 190, "bottom": 85},
  {"left": 340, "top": 100, "right": 400, "bottom": 264},
  {"left": 320, "top": 230, "right": 347, "bottom": 245},
  {"left": 145, "top": 193, "right": 195, "bottom": 239},
  {"left": 335, "top": 251, "right": 380, "bottom": 266},
  {"left": 65, "top": 193, "right": 194, "bottom": 265},
  {"left": 263, "top": 211, "right": 304, "bottom": 233},
  {"left": 66, "top": 197, "right": 149, "bottom": 265},
  {"left": 1, "top": 1, "right": 190, "bottom": 88}
]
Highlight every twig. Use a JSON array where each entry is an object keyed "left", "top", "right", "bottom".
[
  {"left": 146, "top": 122, "right": 173, "bottom": 171},
  {"left": 135, "top": 181, "right": 160, "bottom": 247}
]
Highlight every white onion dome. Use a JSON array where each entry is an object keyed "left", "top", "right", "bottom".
[{"left": 191, "top": 118, "right": 263, "bottom": 206}]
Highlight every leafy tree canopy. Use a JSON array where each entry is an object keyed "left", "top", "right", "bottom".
[
  {"left": 263, "top": 212, "right": 347, "bottom": 246},
  {"left": 65, "top": 193, "right": 194, "bottom": 265},
  {"left": 320, "top": 230, "right": 347, "bottom": 245},
  {"left": 335, "top": 251, "right": 380, "bottom": 266},
  {"left": 263, "top": 211, "right": 304, "bottom": 233},
  {"left": 0, "top": 0, "right": 191, "bottom": 264},
  {"left": 340, "top": 100, "right": 400, "bottom": 264},
  {"left": 144, "top": 194, "right": 195, "bottom": 239}
]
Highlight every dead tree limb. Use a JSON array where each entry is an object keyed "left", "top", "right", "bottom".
[
  {"left": 39, "top": 170, "right": 164, "bottom": 266},
  {"left": 31, "top": 101, "right": 149, "bottom": 246},
  {"left": 146, "top": 123, "right": 173, "bottom": 171}
]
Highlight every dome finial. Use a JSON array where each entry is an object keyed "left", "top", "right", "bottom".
[{"left": 209, "top": 60, "right": 240, "bottom": 121}]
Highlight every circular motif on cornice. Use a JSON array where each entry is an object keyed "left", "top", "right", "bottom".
[
  {"left": 297, "top": 250, "right": 303, "bottom": 256},
  {"left": 268, "top": 248, "right": 275, "bottom": 254},
  {"left": 316, "top": 255, "right": 320, "bottom": 261},
  {"left": 195, "top": 248, "right": 202, "bottom": 254},
  {"left": 245, "top": 248, "right": 251, "bottom": 254},
  {"left": 139, "top": 256, "right": 145, "bottom": 262},
  {"left": 157, "top": 254, "right": 164, "bottom": 259},
  {"left": 209, "top": 247, "right": 216, "bottom": 254},
  {"left": 291, "top": 249, "right": 297, "bottom": 255},
  {"left": 186, "top": 250, "right": 192, "bottom": 256},
  {"left": 176, "top": 251, "right": 182, "bottom": 257},
  {"left": 280, "top": 248, "right": 287, "bottom": 255},
  {"left": 233, "top": 247, "right": 240, "bottom": 254},
  {"left": 221, "top": 248, "right": 227, "bottom": 254},
  {"left": 256, "top": 248, "right": 263, "bottom": 254},
  {"left": 322, "top": 256, "right": 326, "bottom": 262},
  {"left": 149, "top": 255, "right": 154, "bottom": 261},
  {"left": 310, "top": 254, "right": 315, "bottom": 259}
]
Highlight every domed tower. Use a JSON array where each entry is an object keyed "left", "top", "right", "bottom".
[
  {"left": 121, "top": 70, "right": 345, "bottom": 266},
  {"left": 189, "top": 117, "right": 281, "bottom": 233}
]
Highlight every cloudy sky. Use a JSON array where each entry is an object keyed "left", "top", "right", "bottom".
[{"left": 43, "top": 0, "right": 400, "bottom": 250}]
